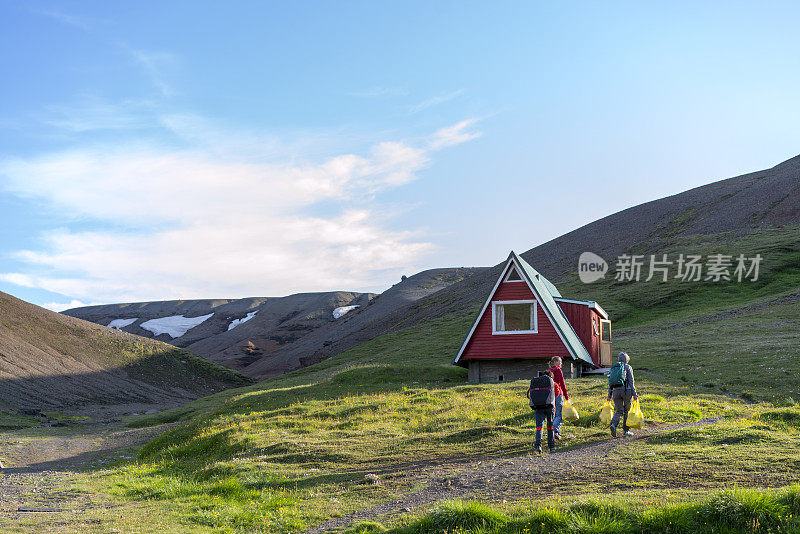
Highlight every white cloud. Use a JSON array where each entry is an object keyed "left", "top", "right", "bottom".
[
  {"left": 41, "top": 299, "right": 92, "bottom": 312},
  {"left": 429, "top": 119, "right": 482, "bottom": 150},
  {"left": 0, "top": 120, "right": 480, "bottom": 304},
  {"left": 410, "top": 89, "right": 466, "bottom": 113},
  {"left": 35, "top": 9, "right": 94, "bottom": 31},
  {"left": 0, "top": 273, "right": 36, "bottom": 287}
]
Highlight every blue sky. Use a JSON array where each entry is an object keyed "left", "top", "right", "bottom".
[{"left": 1, "top": 1, "right": 799, "bottom": 310}]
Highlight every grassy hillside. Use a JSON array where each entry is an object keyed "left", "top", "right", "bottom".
[
  {"left": 102, "top": 371, "right": 753, "bottom": 532},
  {"left": 554, "top": 226, "right": 800, "bottom": 328},
  {"left": 8, "top": 227, "right": 796, "bottom": 532},
  {"left": 81, "top": 252, "right": 799, "bottom": 532}
]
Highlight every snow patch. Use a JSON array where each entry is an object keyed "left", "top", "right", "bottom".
[
  {"left": 108, "top": 318, "right": 138, "bottom": 330},
  {"left": 228, "top": 311, "right": 258, "bottom": 331},
  {"left": 140, "top": 313, "right": 213, "bottom": 338},
  {"left": 333, "top": 305, "right": 359, "bottom": 319}
]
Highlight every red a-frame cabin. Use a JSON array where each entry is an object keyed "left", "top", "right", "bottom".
[{"left": 454, "top": 251, "right": 611, "bottom": 383}]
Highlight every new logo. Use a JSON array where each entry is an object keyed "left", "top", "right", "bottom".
[{"left": 578, "top": 252, "right": 608, "bottom": 283}]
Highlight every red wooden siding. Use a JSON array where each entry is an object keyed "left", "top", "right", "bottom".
[
  {"left": 460, "top": 280, "right": 571, "bottom": 361},
  {"left": 557, "top": 301, "right": 601, "bottom": 366}
]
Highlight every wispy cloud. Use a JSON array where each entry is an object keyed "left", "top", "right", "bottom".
[
  {"left": 0, "top": 118, "right": 481, "bottom": 303},
  {"left": 0, "top": 273, "right": 36, "bottom": 288},
  {"left": 410, "top": 89, "right": 466, "bottom": 113},
  {"left": 43, "top": 98, "right": 157, "bottom": 132},
  {"left": 428, "top": 119, "right": 482, "bottom": 149},
  {"left": 34, "top": 8, "right": 95, "bottom": 31},
  {"left": 124, "top": 47, "right": 177, "bottom": 97}
]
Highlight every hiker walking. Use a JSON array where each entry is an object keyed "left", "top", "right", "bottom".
[
  {"left": 549, "top": 356, "right": 569, "bottom": 440},
  {"left": 527, "top": 370, "right": 556, "bottom": 454},
  {"left": 607, "top": 351, "right": 638, "bottom": 437}
]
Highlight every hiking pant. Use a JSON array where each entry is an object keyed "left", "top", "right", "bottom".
[
  {"left": 553, "top": 394, "right": 564, "bottom": 435},
  {"left": 534, "top": 406, "right": 555, "bottom": 450},
  {"left": 611, "top": 387, "right": 632, "bottom": 432}
]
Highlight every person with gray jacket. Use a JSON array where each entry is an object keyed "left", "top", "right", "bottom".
[{"left": 607, "top": 352, "right": 638, "bottom": 437}]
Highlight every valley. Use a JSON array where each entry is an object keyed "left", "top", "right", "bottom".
[{"left": 0, "top": 156, "right": 798, "bottom": 532}]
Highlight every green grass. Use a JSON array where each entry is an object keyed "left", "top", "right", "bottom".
[
  {"left": 104, "top": 225, "right": 800, "bottom": 532},
  {"left": 23, "top": 224, "right": 796, "bottom": 532},
  {"left": 555, "top": 226, "right": 800, "bottom": 328},
  {"left": 125, "top": 308, "right": 478, "bottom": 428},
  {"left": 0, "top": 411, "right": 39, "bottom": 430},
  {"left": 383, "top": 485, "right": 800, "bottom": 533},
  {"left": 615, "top": 296, "right": 800, "bottom": 403},
  {"left": 0, "top": 410, "right": 93, "bottom": 430},
  {"left": 99, "top": 368, "right": 744, "bottom": 532}
]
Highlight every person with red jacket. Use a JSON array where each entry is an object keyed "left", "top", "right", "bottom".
[{"left": 549, "top": 356, "right": 569, "bottom": 439}]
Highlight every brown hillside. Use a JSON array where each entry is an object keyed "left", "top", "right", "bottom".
[{"left": 0, "top": 291, "right": 249, "bottom": 415}]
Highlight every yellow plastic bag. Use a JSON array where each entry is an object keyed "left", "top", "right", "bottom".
[
  {"left": 627, "top": 399, "right": 645, "bottom": 429},
  {"left": 562, "top": 399, "right": 579, "bottom": 421},
  {"left": 599, "top": 400, "right": 614, "bottom": 426}
]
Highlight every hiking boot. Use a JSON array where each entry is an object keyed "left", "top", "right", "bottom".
[
  {"left": 549, "top": 448, "right": 556, "bottom": 454},
  {"left": 624, "top": 430, "right": 634, "bottom": 437},
  {"left": 535, "top": 445, "right": 542, "bottom": 454},
  {"left": 610, "top": 425, "right": 617, "bottom": 437}
]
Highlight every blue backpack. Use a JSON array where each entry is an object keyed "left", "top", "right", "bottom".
[{"left": 608, "top": 362, "right": 627, "bottom": 387}]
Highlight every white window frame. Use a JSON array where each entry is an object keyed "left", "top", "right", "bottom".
[
  {"left": 503, "top": 265, "right": 524, "bottom": 282},
  {"left": 600, "top": 319, "right": 611, "bottom": 342},
  {"left": 491, "top": 300, "right": 538, "bottom": 335}
]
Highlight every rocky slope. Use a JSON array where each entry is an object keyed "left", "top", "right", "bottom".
[
  {"left": 64, "top": 292, "right": 374, "bottom": 369},
  {"left": 64, "top": 268, "right": 481, "bottom": 377}
]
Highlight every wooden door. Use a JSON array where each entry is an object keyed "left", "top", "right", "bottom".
[{"left": 600, "top": 319, "right": 612, "bottom": 366}]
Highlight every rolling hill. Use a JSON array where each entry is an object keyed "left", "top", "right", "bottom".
[
  {"left": 63, "top": 153, "right": 799, "bottom": 382},
  {"left": 231, "top": 153, "right": 800, "bottom": 377},
  {"left": 0, "top": 290, "right": 250, "bottom": 417},
  {"left": 64, "top": 291, "right": 375, "bottom": 369},
  {"left": 4, "top": 154, "right": 800, "bottom": 533},
  {"left": 102, "top": 229, "right": 800, "bottom": 533},
  {"left": 65, "top": 267, "right": 483, "bottom": 378}
]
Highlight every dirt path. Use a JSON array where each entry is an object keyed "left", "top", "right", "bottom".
[
  {"left": 305, "top": 417, "right": 721, "bottom": 534},
  {"left": 0, "top": 416, "right": 723, "bottom": 532},
  {"left": 0, "top": 423, "right": 175, "bottom": 522}
]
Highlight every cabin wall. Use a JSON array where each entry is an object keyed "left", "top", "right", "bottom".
[
  {"left": 460, "top": 281, "right": 571, "bottom": 361},
  {"left": 556, "top": 301, "right": 602, "bottom": 366},
  {"left": 467, "top": 359, "right": 582, "bottom": 384}
]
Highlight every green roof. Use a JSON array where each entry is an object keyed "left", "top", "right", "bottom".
[{"left": 514, "top": 252, "right": 593, "bottom": 366}]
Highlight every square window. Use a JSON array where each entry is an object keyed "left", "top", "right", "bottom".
[{"left": 493, "top": 301, "right": 537, "bottom": 333}]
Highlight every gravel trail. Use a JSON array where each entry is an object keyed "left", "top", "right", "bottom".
[
  {"left": 304, "top": 417, "right": 720, "bottom": 534},
  {"left": 0, "top": 423, "right": 175, "bottom": 522}
]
